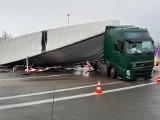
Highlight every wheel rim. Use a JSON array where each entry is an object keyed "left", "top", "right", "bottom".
[{"left": 111, "top": 67, "right": 115, "bottom": 78}]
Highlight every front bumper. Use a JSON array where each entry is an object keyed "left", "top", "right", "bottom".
[{"left": 125, "top": 68, "right": 153, "bottom": 80}]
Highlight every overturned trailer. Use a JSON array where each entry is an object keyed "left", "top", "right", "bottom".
[
  {"left": 0, "top": 20, "right": 119, "bottom": 67},
  {"left": 0, "top": 20, "right": 155, "bottom": 81}
]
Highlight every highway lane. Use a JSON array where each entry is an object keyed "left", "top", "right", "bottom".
[{"left": 0, "top": 67, "right": 160, "bottom": 120}]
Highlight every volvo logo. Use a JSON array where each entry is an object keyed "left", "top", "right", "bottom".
[{"left": 132, "top": 63, "right": 136, "bottom": 68}]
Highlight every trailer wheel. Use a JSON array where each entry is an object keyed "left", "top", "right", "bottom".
[{"left": 110, "top": 66, "right": 117, "bottom": 79}]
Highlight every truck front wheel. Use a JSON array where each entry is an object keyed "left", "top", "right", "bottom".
[{"left": 110, "top": 66, "right": 117, "bottom": 79}]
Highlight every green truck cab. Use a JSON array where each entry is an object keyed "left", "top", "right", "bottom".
[{"left": 104, "top": 26, "right": 154, "bottom": 80}]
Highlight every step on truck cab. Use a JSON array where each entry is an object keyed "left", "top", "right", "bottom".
[{"left": 103, "top": 26, "right": 154, "bottom": 80}]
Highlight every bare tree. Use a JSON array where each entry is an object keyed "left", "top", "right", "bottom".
[{"left": 1, "top": 31, "right": 12, "bottom": 40}]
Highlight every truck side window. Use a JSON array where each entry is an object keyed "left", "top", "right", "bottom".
[
  {"left": 115, "top": 42, "right": 123, "bottom": 53},
  {"left": 115, "top": 43, "right": 119, "bottom": 51}
]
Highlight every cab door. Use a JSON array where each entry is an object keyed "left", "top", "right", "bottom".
[{"left": 111, "top": 41, "right": 125, "bottom": 77}]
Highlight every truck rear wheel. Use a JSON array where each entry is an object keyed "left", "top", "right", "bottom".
[{"left": 110, "top": 66, "right": 117, "bottom": 78}]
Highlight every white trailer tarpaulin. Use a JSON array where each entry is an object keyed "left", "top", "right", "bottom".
[
  {"left": 0, "top": 32, "right": 42, "bottom": 65},
  {"left": 0, "top": 20, "right": 119, "bottom": 66},
  {"left": 46, "top": 20, "right": 119, "bottom": 52}
]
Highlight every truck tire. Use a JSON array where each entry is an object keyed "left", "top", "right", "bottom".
[{"left": 110, "top": 66, "right": 117, "bottom": 78}]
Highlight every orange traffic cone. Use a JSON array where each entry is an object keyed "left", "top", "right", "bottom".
[
  {"left": 96, "top": 81, "right": 103, "bottom": 94},
  {"left": 157, "top": 75, "right": 160, "bottom": 83}
]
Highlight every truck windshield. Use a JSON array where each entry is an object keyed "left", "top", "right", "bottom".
[{"left": 125, "top": 41, "right": 153, "bottom": 54}]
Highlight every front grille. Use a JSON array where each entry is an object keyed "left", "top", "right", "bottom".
[{"left": 131, "top": 60, "right": 153, "bottom": 69}]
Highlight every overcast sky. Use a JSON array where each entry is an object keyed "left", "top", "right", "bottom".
[{"left": 0, "top": 0, "right": 159, "bottom": 41}]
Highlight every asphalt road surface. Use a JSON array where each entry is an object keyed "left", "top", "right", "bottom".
[{"left": 0, "top": 67, "right": 160, "bottom": 120}]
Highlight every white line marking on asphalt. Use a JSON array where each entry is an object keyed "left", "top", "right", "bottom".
[
  {"left": 0, "top": 74, "right": 69, "bottom": 81},
  {"left": 0, "top": 82, "right": 157, "bottom": 110},
  {"left": 0, "top": 82, "right": 120, "bottom": 100}
]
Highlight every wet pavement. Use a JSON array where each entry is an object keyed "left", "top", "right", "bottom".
[{"left": 0, "top": 67, "right": 160, "bottom": 120}]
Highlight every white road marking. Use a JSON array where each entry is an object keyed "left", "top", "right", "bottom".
[
  {"left": 0, "top": 82, "right": 120, "bottom": 100},
  {"left": 0, "top": 82, "right": 157, "bottom": 110},
  {"left": 0, "top": 74, "right": 69, "bottom": 81}
]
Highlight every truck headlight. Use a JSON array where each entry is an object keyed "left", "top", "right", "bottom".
[{"left": 126, "top": 70, "right": 130, "bottom": 76}]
